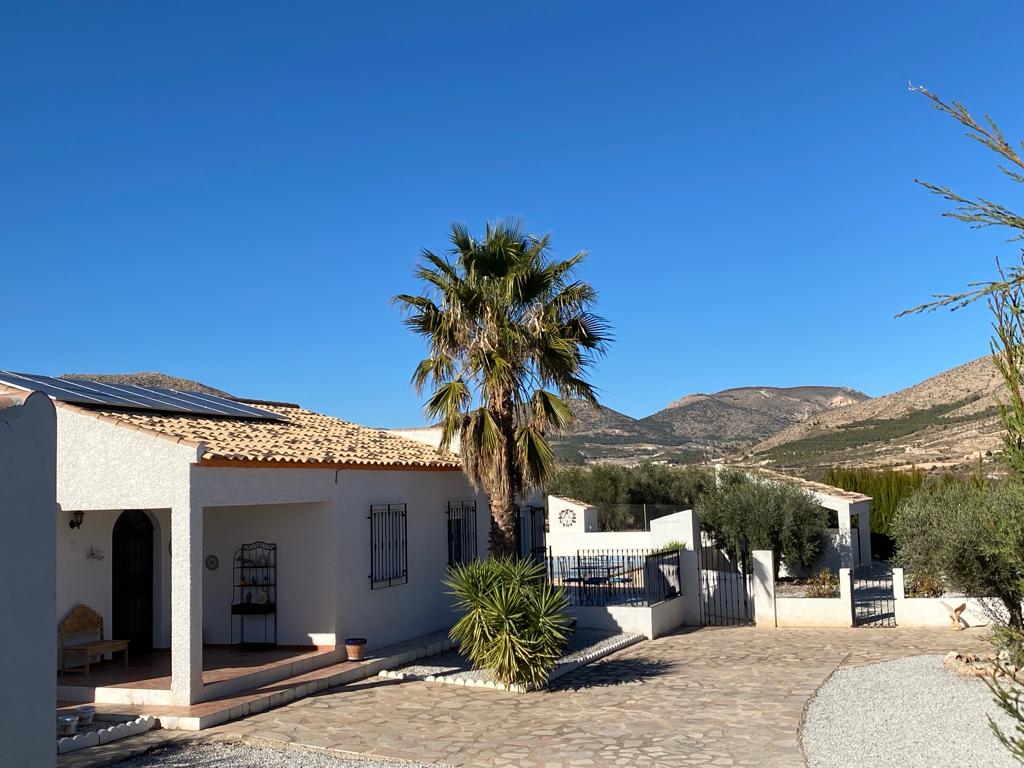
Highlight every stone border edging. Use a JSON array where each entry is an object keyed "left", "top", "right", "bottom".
[
  {"left": 377, "top": 633, "right": 645, "bottom": 692},
  {"left": 57, "top": 715, "right": 157, "bottom": 754}
]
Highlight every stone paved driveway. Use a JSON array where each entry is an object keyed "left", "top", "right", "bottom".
[{"left": 215, "top": 627, "right": 989, "bottom": 768}]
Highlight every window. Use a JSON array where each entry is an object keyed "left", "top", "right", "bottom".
[
  {"left": 369, "top": 504, "right": 407, "bottom": 589},
  {"left": 446, "top": 500, "right": 477, "bottom": 566}
]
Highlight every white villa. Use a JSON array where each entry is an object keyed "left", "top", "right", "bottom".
[{"left": 0, "top": 372, "right": 489, "bottom": 710}]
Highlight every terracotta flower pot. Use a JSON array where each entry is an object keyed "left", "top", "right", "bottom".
[{"left": 345, "top": 637, "right": 367, "bottom": 661}]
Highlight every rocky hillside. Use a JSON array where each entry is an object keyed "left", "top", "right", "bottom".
[
  {"left": 553, "top": 385, "right": 867, "bottom": 465},
  {"left": 62, "top": 372, "right": 234, "bottom": 398},
  {"left": 743, "top": 356, "right": 1005, "bottom": 475}
]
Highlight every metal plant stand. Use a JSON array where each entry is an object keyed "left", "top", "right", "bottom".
[{"left": 231, "top": 541, "right": 277, "bottom": 648}]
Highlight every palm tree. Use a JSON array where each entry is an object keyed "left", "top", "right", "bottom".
[{"left": 394, "top": 221, "right": 610, "bottom": 556}]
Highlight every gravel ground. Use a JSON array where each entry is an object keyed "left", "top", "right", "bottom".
[
  {"left": 112, "top": 741, "right": 440, "bottom": 767},
  {"left": 803, "top": 654, "right": 1019, "bottom": 768},
  {"left": 395, "top": 628, "right": 630, "bottom": 682}
]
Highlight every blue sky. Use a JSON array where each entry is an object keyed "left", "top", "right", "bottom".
[{"left": 3, "top": 3, "right": 1023, "bottom": 426}]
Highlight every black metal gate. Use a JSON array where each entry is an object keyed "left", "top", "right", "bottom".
[
  {"left": 515, "top": 504, "right": 546, "bottom": 562},
  {"left": 697, "top": 543, "right": 755, "bottom": 626},
  {"left": 852, "top": 561, "right": 896, "bottom": 627}
]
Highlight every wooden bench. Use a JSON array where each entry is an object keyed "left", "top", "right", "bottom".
[{"left": 59, "top": 604, "right": 129, "bottom": 675}]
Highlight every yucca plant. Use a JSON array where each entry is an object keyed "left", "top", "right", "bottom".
[{"left": 446, "top": 557, "right": 570, "bottom": 690}]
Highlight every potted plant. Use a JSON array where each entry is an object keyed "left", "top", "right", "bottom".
[{"left": 345, "top": 637, "right": 367, "bottom": 661}]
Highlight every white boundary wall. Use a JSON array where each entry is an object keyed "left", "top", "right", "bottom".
[
  {"left": 570, "top": 595, "right": 684, "bottom": 639},
  {"left": 1, "top": 392, "right": 57, "bottom": 768},
  {"left": 891, "top": 568, "right": 994, "bottom": 628},
  {"left": 753, "top": 550, "right": 853, "bottom": 628}
]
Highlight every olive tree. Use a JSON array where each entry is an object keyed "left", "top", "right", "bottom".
[
  {"left": 893, "top": 481, "right": 1024, "bottom": 629},
  {"left": 698, "top": 471, "right": 826, "bottom": 577}
]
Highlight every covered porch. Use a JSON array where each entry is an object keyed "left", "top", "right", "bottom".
[
  {"left": 57, "top": 494, "right": 340, "bottom": 706},
  {"left": 57, "top": 645, "right": 338, "bottom": 705}
]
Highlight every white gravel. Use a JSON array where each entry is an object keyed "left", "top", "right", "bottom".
[
  {"left": 113, "top": 741, "right": 441, "bottom": 767},
  {"left": 803, "top": 655, "right": 1020, "bottom": 768},
  {"left": 394, "top": 628, "right": 629, "bottom": 682}
]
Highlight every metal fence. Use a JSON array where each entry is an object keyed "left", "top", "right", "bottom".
[
  {"left": 546, "top": 548, "right": 682, "bottom": 606},
  {"left": 589, "top": 503, "right": 688, "bottom": 532}
]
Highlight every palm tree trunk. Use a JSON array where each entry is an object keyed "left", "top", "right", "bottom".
[
  {"left": 489, "top": 492, "right": 517, "bottom": 557},
  {"left": 488, "top": 399, "right": 519, "bottom": 557}
]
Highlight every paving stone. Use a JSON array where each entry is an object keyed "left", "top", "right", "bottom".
[{"left": 191, "top": 627, "right": 992, "bottom": 768}]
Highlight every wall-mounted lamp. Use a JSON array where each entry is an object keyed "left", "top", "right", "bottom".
[{"left": 69, "top": 511, "right": 85, "bottom": 530}]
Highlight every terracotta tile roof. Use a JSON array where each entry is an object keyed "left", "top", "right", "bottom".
[
  {"left": 66, "top": 401, "right": 462, "bottom": 470},
  {"left": 744, "top": 467, "right": 872, "bottom": 503}
]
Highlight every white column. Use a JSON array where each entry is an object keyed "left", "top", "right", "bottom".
[
  {"left": 836, "top": 504, "right": 855, "bottom": 569},
  {"left": 752, "top": 550, "right": 776, "bottom": 628},
  {"left": 677, "top": 509, "right": 702, "bottom": 626},
  {"left": 891, "top": 567, "right": 905, "bottom": 626},
  {"left": 170, "top": 499, "right": 203, "bottom": 705},
  {"left": 839, "top": 568, "right": 853, "bottom": 627}
]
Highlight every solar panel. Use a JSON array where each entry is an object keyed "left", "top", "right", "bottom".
[{"left": 0, "top": 371, "right": 284, "bottom": 420}]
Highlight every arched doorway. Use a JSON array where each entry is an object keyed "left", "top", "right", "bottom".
[{"left": 112, "top": 509, "right": 154, "bottom": 652}]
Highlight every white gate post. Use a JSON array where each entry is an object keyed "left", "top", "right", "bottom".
[
  {"left": 839, "top": 567, "right": 853, "bottom": 627},
  {"left": 678, "top": 509, "right": 701, "bottom": 625},
  {"left": 752, "top": 550, "right": 776, "bottom": 628}
]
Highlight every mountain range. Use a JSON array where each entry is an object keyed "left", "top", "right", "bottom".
[
  {"left": 62, "top": 357, "right": 1009, "bottom": 477},
  {"left": 552, "top": 385, "right": 868, "bottom": 465}
]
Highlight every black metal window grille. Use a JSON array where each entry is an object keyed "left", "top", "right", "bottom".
[
  {"left": 446, "top": 500, "right": 478, "bottom": 566},
  {"left": 545, "top": 547, "right": 682, "bottom": 606},
  {"left": 369, "top": 504, "right": 408, "bottom": 589}
]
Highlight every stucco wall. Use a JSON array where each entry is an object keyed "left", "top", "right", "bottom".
[
  {"left": 202, "top": 502, "right": 336, "bottom": 646},
  {"left": 333, "top": 469, "right": 489, "bottom": 650},
  {"left": 1, "top": 392, "right": 57, "bottom": 768},
  {"left": 192, "top": 465, "right": 489, "bottom": 652},
  {"left": 56, "top": 508, "right": 172, "bottom": 651},
  {"left": 56, "top": 406, "right": 197, "bottom": 511}
]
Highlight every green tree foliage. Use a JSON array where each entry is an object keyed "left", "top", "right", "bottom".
[
  {"left": 823, "top": 467, "right": 926, "bottom": 535},
  {"left": 546, "top": 463, "right": 713, "bottom": 530},
  {"left": 698, "top": 471, "right": 826, "bottom": 576},
  {"left": 446, "top": 557, "right": 570, "bottom": 690},
  {"left": 395, "top": 221, "right": 610, "bottom": 555},
  {"left": 893, "top": 481, "right": 1024, "bottom": 628}
]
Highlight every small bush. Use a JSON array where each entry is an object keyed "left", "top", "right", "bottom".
[
  {"left": 655, "top": 539, "right": 687, "bottom": 553},
  {"left": 446, "top": 557, "right": 570, "bottom": 690},
  {"left": 905, "top": 573, "right": 945, "bottom": 598},
  {"left": 804, "top": 569, "right": 839, "bottom": 598}
]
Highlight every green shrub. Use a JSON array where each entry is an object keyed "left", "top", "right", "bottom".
[
  {"left": 654, "top": 539, "right": 687, "bottom": 553},
  {"left": 698, "top": 471, "right": 826, "bottom": 576},
  {"left": 904, "top": 572, "right": 945, "bottom": 598},
  {"left": 804, "top": 569, "right": 839, "bottom": 598},
  {"left": 893, "top": 481, "right": 1024, "bottom": 628},
  {"left": 822, "top": 467, "right": 926, "bottom": 535},
  {"left": 446, "top": 557, "right": 570, "bottom": 690}
]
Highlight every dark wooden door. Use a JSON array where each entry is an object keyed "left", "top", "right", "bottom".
[{"left": 112, "top": 509, "right": 154, "bottom": 652}]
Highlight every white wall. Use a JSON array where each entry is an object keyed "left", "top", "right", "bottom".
[
  {"left": 333, "top": 469, "right": 489, "bottom": 650},
  {"left": 202, "top": 502, "right": 336, "bottom": 646},
  {"left": 570, "top": 596, "right": 684, "bottom": 639},
  {"left": 545, "top": 496, "right": 694, "bottom": 555},
  {"left": 56, "top": 508, "right": 172, "bottom": 651},
  {"left": 1, "top": 392, "right": 57, "bottom": 768},
  {"left": 891, "top": 568, "right": 995, "bottom": 628},
  {"left": 192, "top": 465, "right": 489, "bottom": 652},
  {"left": 56, "top": 407, "right": 197, "bottom": 511}
]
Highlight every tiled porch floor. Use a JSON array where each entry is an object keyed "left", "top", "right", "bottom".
[
  {"left": 58, "top": 646, "right": 334, "bottom": 690},
  {"left": 57, "top": 631, "right": 452, "bottom": 732}
]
